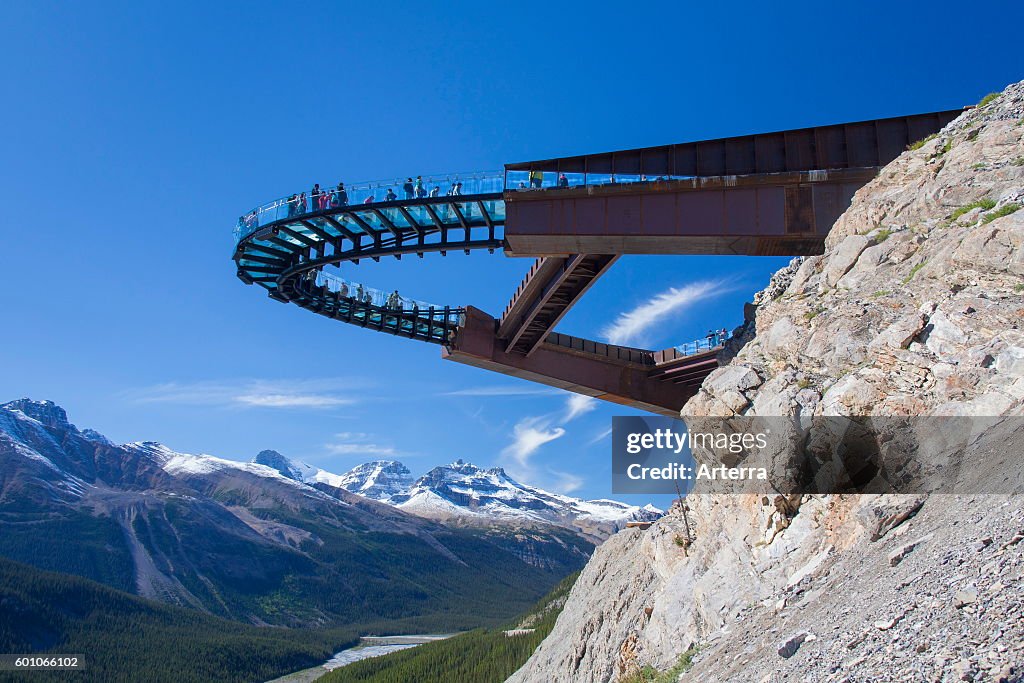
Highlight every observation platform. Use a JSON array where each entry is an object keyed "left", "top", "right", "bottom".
[{"left": 233, "top": 108, "right": 961, "bottom": 415}]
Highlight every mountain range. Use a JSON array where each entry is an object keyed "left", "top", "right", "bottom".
[
  {"left": 0, "top": 398, "right": 658, "bottom": 629},
  {"left": 251, "top": 452, "right": 660, "bottom": 542}
]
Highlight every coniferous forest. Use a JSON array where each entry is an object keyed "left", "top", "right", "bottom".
[{"left": 320, "top": 572, "right": 579, "bottom": 683}]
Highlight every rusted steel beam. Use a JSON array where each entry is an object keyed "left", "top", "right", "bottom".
[
  {"left": 505, "top": 110, "right": 962, "bottom": 176},
  {"left": 443, "top": 307, "right": 718, "bottom": 417},
  {"left": 503, "top": 169, "right": 875, "bottom": 257},
  {"left": 500, "top": 254, "right": 619, "bottom": 356}
]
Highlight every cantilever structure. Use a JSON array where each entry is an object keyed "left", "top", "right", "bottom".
[{"left": 233, "top": 109, "right": 961, "bottom": 416}]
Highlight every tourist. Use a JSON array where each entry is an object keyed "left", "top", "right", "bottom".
[
  {"left": 403, "top": 178, "right": 414, "bottom": 199},
  {"left": 385, "top": 188, "right": 397, "bottom": 201},
  {"left": 339, "top": 282, "right": 349, "bottom": 298},
  {"left": 429, "top": 186, "right": 440, "bottom": 197},
  {"left": 529, "top": 169, "right": 543, "bottom": 189},
  {"left": 452, "top": 181, "right": 463, "bottom": 196},
  {"left": 557, "top": 173, "right": 569, "bottom": 188},
  {"left": 363, "top": 194, "right": 375, "bottom": 205},
  {"left": 298, "top": 192, "right": 307, "bottom": 214},
  {"left": 336, "top": 182, "right": 348, "bottom": 206},
  {"left": 356, "top": 284, "right": 365, "bottom": 302},
  {"left": 310, "top": 184, "right": 321, "bottom": 212},
  {"left": 415, "top": 176, "right": 425, "bottom": 198}
]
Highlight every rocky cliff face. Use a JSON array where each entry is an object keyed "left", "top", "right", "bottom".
[{"left": 509, "top": 82, "right": 1024, "bottom": 683}]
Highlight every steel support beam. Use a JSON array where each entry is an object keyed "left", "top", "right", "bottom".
[{"left": 444, "top": 307, "right": 716, "bottom": 417}]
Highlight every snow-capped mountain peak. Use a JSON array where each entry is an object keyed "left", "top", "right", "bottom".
[
  {"left": 382, "top": 459, "right": 662, "bottom": 539},
  {"left": 252, "top": 449, "right": 318, "bottom": 482},
  {"left": 334, "top": 460, "right": 414, "bottom": 503}
]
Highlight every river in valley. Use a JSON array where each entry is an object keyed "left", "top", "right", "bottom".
[{"left": 268, "top": 634, "right": 460, "bottom": 683}]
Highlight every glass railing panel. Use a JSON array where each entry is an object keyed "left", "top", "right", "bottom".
[
  {"left": 242, "top": 245, "right": 283, "bottom": 259},
  {"left": 404, "top": 206, "right": 432, "bottom": 227},
  {"left": 381, "top": 207, "right": 409, "bottom": 229},
  {"left": 456, "top": 202, "right": 476, "bottom": 221}
]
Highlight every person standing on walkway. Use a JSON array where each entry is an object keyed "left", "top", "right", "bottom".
[
  {"left": 310, "top": 184, "right": 321, "bottom": 212},
  {"left": 336, "top": 182, "right": 348, "bottom": 206},
  {"left": 557, "top": 173, "right": 568, "bottom": 188},
  {"left": 385, "top": 188, "right": 397, "bottom": 201},
  {"left": 414, "top": 176, "right": 425, "bottom": 198},
  {"left": 529, "top": 169, "right": 543, "bottom": 189},
  {"left": 403, "top": 178, "right": 414, "bottom": 199}
]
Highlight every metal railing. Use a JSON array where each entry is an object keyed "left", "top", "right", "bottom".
[
  {"left": 503, "top": 170, "right": 698, "bottom": 192},
  {"left": 311, "top": 270, "right": 462, "bottom": 325},
  {"left": 674, "top": 329, "right": 731, "bottom": 356},
  {"left": 233, "top": 168, "right": 711, "bottom": 243},
  {"left": 235, "top": 171, "right": 505, "bottom": 241}
]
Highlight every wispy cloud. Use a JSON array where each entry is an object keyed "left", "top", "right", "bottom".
[
  {"left": 235, "top": 394, "right": 350, "bottom": 408},
  {"left": 549, "top": 470, "right": 584, "bottom": 494},
  {"left": 564, "top": 394, "right": 597, "bottom": 422},
  {"left": 600, "top": 280, "right": 727, "bottom": 347},
  {"left": 325, "top": 443, "right": 400, "bottom": 457},
  {"left": 500, "top": 416, "right": 566, "bottom": 470},
  {"left": 325, "top": 432, "right": 403, "bottom": 459},
  {"left": 587, "top": 426, "right": 613, "bottom": 445},
  {"left": 440, "top": 385, "right": 561, "bottom": 397},
  {"left": 125, "top": 379, "right": 361, "bottom": 410}
]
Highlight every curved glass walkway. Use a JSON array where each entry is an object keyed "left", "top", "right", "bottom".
[
  {"left": 233, "top": 169, "right": 708, "bottom": 344},
  {"left": 234, "top": 172, "right": 508, "bottom": 343}
]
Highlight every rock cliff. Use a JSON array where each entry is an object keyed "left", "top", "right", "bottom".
[{"left": 508, "top": 81, "right": 1024, "bottom": 683}]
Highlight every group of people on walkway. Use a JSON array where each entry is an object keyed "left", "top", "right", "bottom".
[
  {"left": 705, "top": 328, "right": 730, "bottom": 347},
  {"left": 285, "top": 182, "right": 351, "bottom": 217},
  {"left": 278, "top": 177, "right": 470, "bottom": 218},
  {"left": 518, "top": 172, "right": 674, "bottom": 191}
]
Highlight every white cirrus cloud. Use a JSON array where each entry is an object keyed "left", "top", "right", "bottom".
[
  {"left": 564, "top": 394, "right": 597, "bottom": 422},
  {"left": 124, "top": 378, "right": 361, "bottom": 410},
  {"left": 548, "top": 470, "right": 584, "bottom": 494},
  {"left": 587, "top": 426, "right": 613, "bottom": 445},
  {"left": 440, "top": 385, "right": 561, "bottom": 397},
  {"left": 500, "top": 416, "right": 566, "bottom": 471},
  {"left": 325, "top": 443, "right": 400, "bottom": 457},
  {"left": 235, "top": 393, "right": 351, "bottom": 408},
  {"left": 600, "top": 279, "right": 727, "bottom": 347}
]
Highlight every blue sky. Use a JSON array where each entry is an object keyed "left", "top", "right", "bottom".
[{"left": 1, "top": 1, "right": 1021, "bottom": 506}]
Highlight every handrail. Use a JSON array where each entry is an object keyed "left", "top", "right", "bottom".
[
  {"left": 233, "top": 169, "right": 712, "bottom": 244},
  {"left": 235, "top": 170, "right": 505, "bottom": 238},
  {"left": 312, "top": 270, "right": 461, "bottom": 323},
  {"left": 673, "top": 329, "right": 731, "bottom": 357}
]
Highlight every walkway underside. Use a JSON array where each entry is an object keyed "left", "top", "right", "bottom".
[{"left": 444, "top": 307, "right": 721, "bottom": 417}]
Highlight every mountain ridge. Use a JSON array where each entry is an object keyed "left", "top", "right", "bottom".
[
  {"left": 247, "top": 452, "right": 661, "bottom": 541},
  {"left": 0, "top": 398, "right": 588, "bottom": 627}
]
